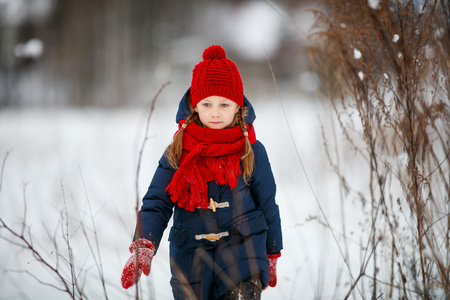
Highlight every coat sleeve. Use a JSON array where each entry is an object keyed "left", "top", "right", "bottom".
[
  {"left": 250, "top": 141, "right": 283, "bottom": 254},
  {"left": 134, "top": 153, "right": 176, "bottom": 252}
]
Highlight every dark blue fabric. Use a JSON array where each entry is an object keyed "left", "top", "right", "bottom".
[{"left": 135, "top": 89, "right": 282, "bottom": 300}]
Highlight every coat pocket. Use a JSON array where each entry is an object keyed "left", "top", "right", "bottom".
[
  {"left": 233, "top": 211, "right": 269, "bottom": 236},
  {"left": 168, "top": 227, "right": 189, "bottom": 247}
]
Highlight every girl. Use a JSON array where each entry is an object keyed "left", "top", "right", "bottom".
[{"left": 121, "top": 45, "right": 283, "bottom": 300}]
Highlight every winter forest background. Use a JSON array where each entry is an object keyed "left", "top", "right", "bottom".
[{"left": 0, "top": 0, "right": 449, "bottom": 299}]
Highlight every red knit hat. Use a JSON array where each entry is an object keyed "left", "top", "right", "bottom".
[{"left": 190, "top": 45, "right": 244, "bottom": 108}]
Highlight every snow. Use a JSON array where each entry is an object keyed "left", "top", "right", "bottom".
[
  {"left": 435, "top": 27, "right": 445, "bottom": 39},
  {"left": 367, "top": 0, "right": 381, "bottom": 10},
  {"left": 425, "top": 44, "right": 435, "bottom": 59},
  {"left": 14, "top": 38, "right": 44, "bottom": 59},
  {"left": 0, "top": 89, "right": 372, "bottom": 299},
  {"left": 392, "top": 34, "right": 400, "bottom": 43},
  {"left": 358, "top": 71, "right": 364, "bottom": 81},
  {"left": 353, "top": 48, "right": 362, "bottom": 60}
]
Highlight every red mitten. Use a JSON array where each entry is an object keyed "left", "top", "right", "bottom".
[
  {"left": 121, "top": 238, "right": 155, "bottom": 289},
  {"left": 267, "top": 253, "right": 281, "bottom": 288}
]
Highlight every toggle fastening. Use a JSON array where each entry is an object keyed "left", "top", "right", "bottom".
[
  {"left": 195, "top": 231, "right": 229, "bottom": 242},
  {"left": 208, "top": 199, "right": 229, "bottom": 211}
]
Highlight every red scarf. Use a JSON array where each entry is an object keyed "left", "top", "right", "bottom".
[{"left": 166, "top": 120, "right": 256, "bottom": 212}]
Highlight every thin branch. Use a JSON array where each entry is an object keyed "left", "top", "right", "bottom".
[
  {"left": 133, "top": 82, "right": 170, "bottom": 300},
  {"left": 0, "top": 217, "right": 75, "bottom": 297},
  {"left": 344, "top": 237, "right": 381, "bottom": 300},
  {"left": 8, "top": 269, "right": 68, "bottom": 293},
  {"left": 264, "top": 0, "right": 308, "bottom": 41},
  {"left": 135, "top": 82, "right": 170, "bottom": 210},
  {"left": 0, "top": 150, "right": 11, "bottom": 195},
  {"left": 78, "top": 167, "right": 109, "bottom": 299}
]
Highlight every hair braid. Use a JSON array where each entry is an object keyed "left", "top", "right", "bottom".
[
  {"left": 165, "top": 111, "right": 200, "bottom": 169},
  {"left": 238, "top": 107, "right": 254, "bottom": 184}
]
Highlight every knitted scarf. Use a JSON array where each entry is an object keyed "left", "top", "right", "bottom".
[{"left": 166, "top": 120, "right": 256, "bottom": 212}]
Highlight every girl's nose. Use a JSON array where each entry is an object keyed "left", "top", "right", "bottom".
[{"left": 211, "top": 108, "right": 220, "bottom": 117}]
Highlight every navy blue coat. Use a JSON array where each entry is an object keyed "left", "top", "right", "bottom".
[{"left": 135, "top": 89, "right": 283, "bottom": 299}]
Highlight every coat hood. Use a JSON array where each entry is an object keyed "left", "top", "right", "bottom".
[{"left": 175, "top": 88, "right": 256, "bottom": 125}]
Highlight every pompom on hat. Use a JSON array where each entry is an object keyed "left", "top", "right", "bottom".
[{"left": 190, "top": 45, "right": 244, "bottom": 108}]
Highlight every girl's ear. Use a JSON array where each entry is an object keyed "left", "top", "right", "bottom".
[
  {"left": 194, "top": 106, "right": 198, "bottom": 112},
  {"left": 235, "top": 105, "right": 240, "bottom": 114}
]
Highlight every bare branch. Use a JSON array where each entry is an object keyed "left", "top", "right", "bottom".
[{"left": 0, "top": 150, "right": 11, "bottom": 195}]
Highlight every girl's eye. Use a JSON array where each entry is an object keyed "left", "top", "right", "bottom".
[
  {"left": 203, "top": 103, "right": 211, "bottom": 107},
  {"left": 221, "top": 104, "right": 229, "bottom": 107}
]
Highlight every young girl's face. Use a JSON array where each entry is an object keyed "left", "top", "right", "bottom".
[{"left": 194, "top": 96, "right": 240, "bottom": 129}]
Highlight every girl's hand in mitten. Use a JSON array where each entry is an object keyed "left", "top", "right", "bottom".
[
  {"left": 267, "top": 253, "right": 281, "bottom": 288},
  {"left": 121, "top": 238, "right": 155, "bottom": 289}
]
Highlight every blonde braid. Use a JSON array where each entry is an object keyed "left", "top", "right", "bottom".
[
  {"left": 166, "top": 112, "right": 200, "bottom": 169},
  {"left": 238, "top": 107, "right": 254, "bottom": 183}
]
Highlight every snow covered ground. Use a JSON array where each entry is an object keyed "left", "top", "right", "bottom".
[{"left": 0, "top": 87, "right": 370, "bottom": 299}]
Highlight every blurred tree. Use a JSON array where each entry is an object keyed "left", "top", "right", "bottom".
[{"left": 0, "top": 0, "right": 314, "bottom": 107}]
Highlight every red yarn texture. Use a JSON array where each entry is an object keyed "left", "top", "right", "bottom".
[
  {"left": 166, "top": 121, "right": 256, "bottom": 212},
  {"left": 268, "top": 253, "right": 281, "bottom": 288},
  {"left": 121, "top": 238, "right": 155, "bottom": 289},
  {"left": 190, "top": 45, "right": 244, "bottom": 108},
  {"left": 202, "top": 45, "right": 226, "bottom": 60}
]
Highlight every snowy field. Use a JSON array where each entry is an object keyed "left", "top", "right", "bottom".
[{"left": 0, "top": 88, "right": 370, "bottom": 299}]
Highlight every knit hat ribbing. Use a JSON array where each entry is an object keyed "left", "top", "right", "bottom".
[{"left": 190, "top": 45, "right": 244, "bottom": 108}]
